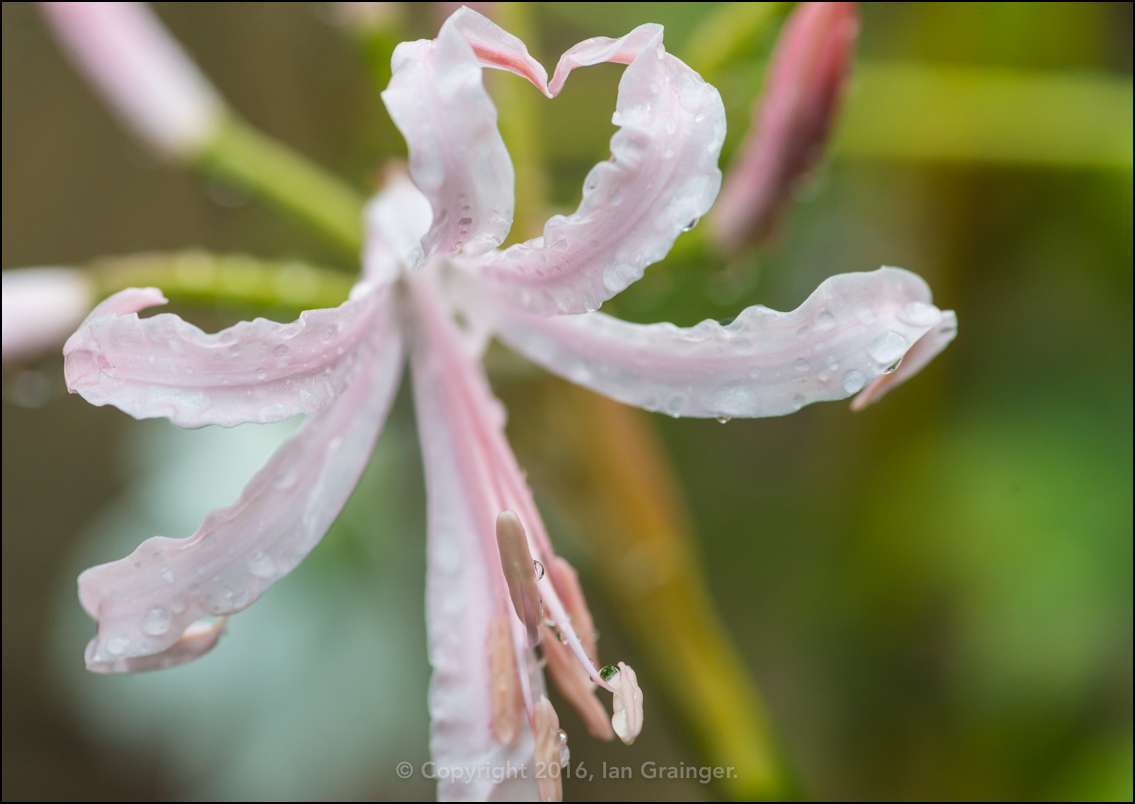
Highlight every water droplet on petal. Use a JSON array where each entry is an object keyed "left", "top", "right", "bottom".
[
  {"left": 106, "top": 636, "right": 129, "bottom": 656},
  {"left": 682, "top": 217, "right": 699, "bottom": 232},
  {"left": 795, "top": 358, "right": 810, "bottom": 372},
  {"left": 716, "top": 416, "right": 731, "bottom": 424},
  {"left": 843, "top": 369, "right": 866, "bottom": 393},
  {"left": 897, "top": 301, "right": 940, "bottom": 327},
  {"left": 273, "top": 344, "right": 290, "bottom": 367},
  {"left": 142, "top": 606, "right": 171, "bottom": 636},
  {"left": 248, "top": 551, "right": 275, "bottom": 578},
  {"left": 816, "top": 311, "right": 836, "bottom": 330},
  {"left": 600, "top": 665, "right": 620, "bottom": 683},
  {"left": 532, "top": 560, "right": 544, "bottom": 580},
  {"left": 274, "top": 468, "right": 297, "bottom": 490},
  {"left": 883, "top": 356, "right": 903, "bottom": 374},
  {"left": 161, "top": 567, "right": 175, "bottom": 584},
  {"left": 555, "top": 729, "right": 570, "bottom": 766},
  {"left": 749, "top": 366, "right": 761, "bottom": 379},
  {"left": 867, "top": 331, "right": 908, "bottom": 365}
]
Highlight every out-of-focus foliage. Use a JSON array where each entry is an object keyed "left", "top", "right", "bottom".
[{"left": 3, "top": 2, "right": 1131, "bottom": 801}]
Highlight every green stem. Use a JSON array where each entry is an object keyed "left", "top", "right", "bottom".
[
  {"left": 90, "top": 251, "right": 354, "bottom": 312},
  {"left": 196, "top": 116, "right": 368, "bottom": 255}
]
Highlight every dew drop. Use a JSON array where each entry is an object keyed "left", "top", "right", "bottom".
[
  {"left": 532, "top": 560, "right": 544, "bottom": 580},
  {"left": 106, "top": 636, "right": 129, "bottom": 656},
  {"left": 843, "top": 369, "right": 866, "bottom": 393},
  {"left": 171, "top": 600, "right": 186, "bottom": 614},
  {"left": 599, "top": 665, "right": 620, "bottom": 683},
  {"left": 666, "top": 395, "right": 685, "bottom": 415},
  {"left": 867, "top": 331, "right": 908, "bottom": 365},
  {"left": 816, "top": 311, "right": 836, "bottom": 330},
  {"left": 228, "top": 344, "right": 241, "bottom": 357},
  {"left": 796, "top": 325, "right": 810, "bottom": 338},
  {"left": 794, "top": 357, "right": 810, "bottom": 372},
  {"left": 716, "top": 416, "right": 731, "bottom": 424},
  {"left": 883, "top": 356, "right": 903, "bottom": 374},
  {"left": 748, "top": 366, "right": 761, "bottom": 379},
  {"left": 248, "top": 551, "right": 276, "bottom": 578},
  {"left": 897, "top": 301, "right": 940, "bottom": 327},
  {"left": 323, "top": 325, "right": 339, "bottom": 342},
  {"left": 161, "top": 567, "right": 175, "bottom": 584},
  {"left": 273, "top": 344, "right": 291, "bottom": 367},
  {"left": 147, "top": 353, "right": 156, "bottom": 365},
  {"left": 854, "top": 306, "right": 876, "bottom": 324},
  {"left": 142, "top": 606, "right": 171, "bottom": 636},
  {"left": 682, "top": 217, "right": 700, "bottom": 232},
  {"left": 274, "top": 468, "right": 297, "bottom": 490},
  {"left": 555, "top": 729, "right": 570, "bottom": 766},
  {"left": 256, "top": 372, "right": 267, "bottom": 381}
]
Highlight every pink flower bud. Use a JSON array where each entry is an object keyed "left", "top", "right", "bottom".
[
  {"left": 2, "top": 268, "right": 94, "bottom": 364},
  {"left": 711, "top": 2, "right": 859, "bottom": 249},
  {"left": 38, "top": 2, "right": 224, "bottom": 156}
]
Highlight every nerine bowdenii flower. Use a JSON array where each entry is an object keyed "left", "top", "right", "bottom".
[{"left": 48, "top": 6, "right": 955, "bottom": 801}]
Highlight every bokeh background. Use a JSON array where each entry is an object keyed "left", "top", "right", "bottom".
[{"left": 3, "top": 2, "right": 1131, "bottom": 800}]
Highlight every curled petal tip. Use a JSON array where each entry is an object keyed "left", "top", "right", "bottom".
[
  {"left": 609, "top": 661, "right": 644, "bottom": 745},
  {"left": 85, "top": 616, "right": 227, "bottom": 674},
  {"left": 852, "top": 309, "right": 957, "bottom": 410}
]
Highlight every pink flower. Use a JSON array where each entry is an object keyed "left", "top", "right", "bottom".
[
  {"left": 2, "top": 268, "right": 94, "bottom": 364},
  {"left": 57, "top": 7, "right": 955, "bottom": 800},
  {"left": 711, "top": 2, "right": 860, "bottom": 249}
]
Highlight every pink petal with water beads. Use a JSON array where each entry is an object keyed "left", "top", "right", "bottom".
[
  {"left": 447, "top": 6, "right": 551, "bottom": 95},
  {"left": 2, "top": 267, "right": 94, "bottom": 363},
  {"left": 852, "top": 309, "right": 957, "bottom": 410},
  {"left": 381, "top": 14, "right": 517, "bottom": 262},
  {"left": 408, "top": 273, "right": 538, "bottom": 802},
  {"left": 711, "top": 2, "right": 859, "bottom": 249},
  {"left": 86, "top": 617, "right": 227, "bottom": 674},
  {"left": 64, "top": 286, "right": 385, "bottom": 429},
  {"left": 78, "top": 289, "right": 403, "bottom": 673},
  {"left": 38, "top": 2, "right": 223, "bottom": 157},
  {"left": 474, "top": 267, "right": 953, "bottom": 419},
  {"left": 468, "top": 24, "right": 726, "bottom": 315}
]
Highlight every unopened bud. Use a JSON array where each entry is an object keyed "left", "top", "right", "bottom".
[
  {"left": 2, "top": 268, "right": 94, "bottom": 364},
  {"left": 710, "top": 2, "right": 859, "bottom": 249},
  {"left": 39, "top": 2, "right": 225, "bottom": 157}
]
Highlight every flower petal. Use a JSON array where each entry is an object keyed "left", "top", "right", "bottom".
[
  {"left": 64, "top": 286, "right": 385, "bottom": 428},
  {"left": 2, "top": 267, "right": 95, "bottom": 363},
  {"left": 362, "top": 169, "right": 435, "bottom": 283},
  {"left": 852, "top": 309, "right": 957, "bottom": 410},
  {"left": 471, "top": 267, "right": 954, "bottom": 418},
  {"left": 409, "top": 275, "right": 538, "bottom": 802},
  {"left": 466, "top": 24, "right": 726, "bottom": 315},
  {"left": 38, "top": 2, "right": 224, "bottom": 156},
  {"left": 381, "top": 15, "right": 516, "bottom": 261},
  {"left": 447, "top": 6, "right": 551, "bottom": 95},
  {"left": 78, "top": 289, "right": 403, "bottom": 672}
]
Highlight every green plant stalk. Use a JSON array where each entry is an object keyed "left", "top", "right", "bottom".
[
  {"left": 196, "top": 116, "right": 368, "bottom": 255},
  {"left": 681, "top": 2, "right": 783, "bottom": 82},
  {"left": 487, "top": 2, "right": 549, "bottom": 242},
  {"left": 90, "top": 251, "right": 354, "bottom": 312}
]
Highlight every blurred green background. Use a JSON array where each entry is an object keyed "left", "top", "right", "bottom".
[{"left": 2, "top": 2, "right": 1131, "bottom": 800}]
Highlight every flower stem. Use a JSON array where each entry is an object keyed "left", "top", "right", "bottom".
[
  {"left": 90, "top": 251, "right": 353, "bottom": 312},
  {"left": 196, "top": 116, "right": 368, "bottom": 255}
]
